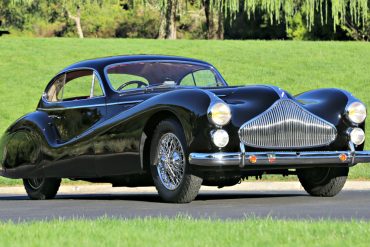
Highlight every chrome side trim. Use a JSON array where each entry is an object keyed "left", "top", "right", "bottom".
[
  {"left": 107, "top": 100, "right": 144, "bottom": 106},
  {"left": 38, "top": 100, "right": 144, "bottom": 111},
  {"left": 189, "top": 150, "right": 370, "bottom": 167}
]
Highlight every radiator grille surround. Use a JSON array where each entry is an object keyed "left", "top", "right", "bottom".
[{"left": 238, "top": 99, "right": 337, "bottom": 149}]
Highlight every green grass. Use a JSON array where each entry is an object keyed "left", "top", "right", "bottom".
[
  {"left": 0, "top": 37, "right": 369, "bottom": 182},
  {"left": 0, "top": 217, "right": 369, "bottom": 246}
]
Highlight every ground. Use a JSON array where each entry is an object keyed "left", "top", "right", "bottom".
[
  {"left": 0, "top": 183, "right": 370, "bottom": 246},
  {"left": 1, "top": 182, "right": 370, "bottom": 221}
]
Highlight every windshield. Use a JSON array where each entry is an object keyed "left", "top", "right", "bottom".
[{"left": 105, "top": 61, "right": 226, "bottom": 91}]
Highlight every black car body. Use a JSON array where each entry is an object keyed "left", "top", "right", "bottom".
[{"left": 1, "top": 55, "right": 369, "bottom": 202}]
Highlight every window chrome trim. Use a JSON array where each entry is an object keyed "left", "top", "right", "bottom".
[
  {"left": 103, "top": 59, "right": 228, "bottom": 94},
  {"left": 38, "top": 100, "right": 144, "bottom": 111},
  {"left": 42, "top": 67, "right": 106, "bottom": 104},
  {"left": 90, "top": 72, "right": 96, "bottom": 98}
]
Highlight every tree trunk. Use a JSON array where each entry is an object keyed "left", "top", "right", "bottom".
[
  {"left": 203, "top": 0, "right": 215, "bottom": 39},
  {"left": 217, "top": 1, "right": 224, "bottom": 40},
  {"left": 67, "top": 6, "right": 84, "bottom": 39},
  {"left": 159, "top": 0, "right": 177, "bottom": 39}
]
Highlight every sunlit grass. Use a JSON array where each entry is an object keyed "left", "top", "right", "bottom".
[{"left": 0, "top": 217, "right": 369, "bottom": 247}]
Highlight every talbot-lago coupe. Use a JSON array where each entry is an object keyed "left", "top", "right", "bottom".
[{"left": 1, "top": 55, "right": 369, "bottom": 203}]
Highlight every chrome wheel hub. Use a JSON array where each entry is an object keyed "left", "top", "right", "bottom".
[{"left": 156, "top": 133, "right": 185, "bottom": 190}]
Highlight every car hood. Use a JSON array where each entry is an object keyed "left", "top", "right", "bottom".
[{"left": 207, "top": 85, "right": 349, "bottom": 128}]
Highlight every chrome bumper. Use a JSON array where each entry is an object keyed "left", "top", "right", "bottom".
[{"left": 189, "top": 149, "right": 370, "bottom": 168}]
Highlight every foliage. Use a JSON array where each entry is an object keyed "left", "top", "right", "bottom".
[
  {"left": 286, "top": 3, "right": 351, "bottom": 40},
  {"left": 115, "top": 7, "right": 161, "bottom": 38},
  {"left": 341, "top": 5, "right": 370, "bottom": 40},
  {"left": 0, "top": 0, "right": 369, "bottom": 40},
  {"left": 224, "top": 8, "right": 287, "bottom": 39},
  {"left": 287, "top": 12, "right": 309, "bottom": 40},
  {"left": 0, "top": 1, "right": 164, "bottom": 38},
  {"left": 203, "top": 0, "right": 368, "bottom": 31}
]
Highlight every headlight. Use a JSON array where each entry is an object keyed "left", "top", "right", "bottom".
[
  {"left": 209, "top": 102, "right": 231, "bottom": 126},
  {"left": 347, "top": 102, "right": 367, "bottom": 124},
  {"left": 212, "top": 129, "right": 229, "bottom": 148},
  {"left": 349, "top": 128, "right": 365, "bottom": 145}
]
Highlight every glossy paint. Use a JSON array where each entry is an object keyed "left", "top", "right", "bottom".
[{"left": 0, "top": 55, "right": 366, "bottom": 185}]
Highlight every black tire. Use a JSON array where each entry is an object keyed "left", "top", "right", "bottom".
[
  {"left": 23, "top": 178, "right": 61, "bottom": 200},
  {"left": 297, "top": 167, "right": 348, "bottom": 197},
  {"left": 150, "top": 119, "right": 202, "bottom": 203}
]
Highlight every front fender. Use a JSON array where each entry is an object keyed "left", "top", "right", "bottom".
[{"left": 296, "top": 88, "right": 365, "bottom": 150}]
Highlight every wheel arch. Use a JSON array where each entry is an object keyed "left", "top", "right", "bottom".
[
  {"left": 140, "top": 110, "right": 186, "bottom": 172},
  {"left": 0, "top": 111, "right": 52, "bottom": 176}
]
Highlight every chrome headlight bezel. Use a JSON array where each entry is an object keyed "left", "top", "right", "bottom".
[
  {"left": 208, "top": 102, "right": 231, "bottom": 126},
  {"left": 346, "top": 102, "right": 367, "bottom": 125}
]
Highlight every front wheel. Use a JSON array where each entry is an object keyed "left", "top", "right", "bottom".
[
  {"left": 150, "top": 119, "right": 202, "bottom": 203},
  {"left": 23, "top": 178, "right": 61, "bottom": 200},
  {"left": 297, "top": 167, "right": 348, "bottom": 197}
]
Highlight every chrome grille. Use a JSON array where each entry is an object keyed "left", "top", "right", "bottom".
[{"left": 238, "top": 99, "right": 337, "bottom": 149}]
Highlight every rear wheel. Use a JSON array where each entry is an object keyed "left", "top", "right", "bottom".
[
  {"left": 150, "top": 119, "right": 202, "bottom": 203},
  {"left": 297, "top": 167, "right": 348, "bottom": 197},
  {"left": 23, "top": 178, "right": 61, "bottom": 200}
]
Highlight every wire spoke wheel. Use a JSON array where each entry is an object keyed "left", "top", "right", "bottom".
[
  {"left": 27, "top": 178, "right": 44, "bottom": 190},
  {"left": 23, "top": 177, "right": 61, "bottom": 200},
  {"left": 156, "top": 133, "right": 185, "bottom": 190},
  {"left": 150, "top": 119, "right": 202, "bottom": 203}
]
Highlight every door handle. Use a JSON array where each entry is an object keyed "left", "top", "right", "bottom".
[{"left": 49, "top": 115, "right": 63, "bottom": 120}]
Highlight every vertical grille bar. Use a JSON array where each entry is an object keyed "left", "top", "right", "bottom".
[{"left": 238, "top": 99, "right": 337, "bottom": 149}]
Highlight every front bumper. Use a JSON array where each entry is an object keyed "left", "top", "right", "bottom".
[{"left": 189, "top": 145, "right": 370, "bottom": 168}]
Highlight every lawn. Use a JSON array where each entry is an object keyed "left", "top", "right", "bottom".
[
  {"left": 0, "top": 38, "right": 369, "bottom": 182},
  {"left": 0, "top": 217, "right": 369, "bottom": 247}
]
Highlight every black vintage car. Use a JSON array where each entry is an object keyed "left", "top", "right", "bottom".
[{"left": 1, "top": 55, "right": 369, "bottom": 203}]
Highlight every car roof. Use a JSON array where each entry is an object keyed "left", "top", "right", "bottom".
[{"left": 60, "top": 55, "right": 212, "bottom": 73}]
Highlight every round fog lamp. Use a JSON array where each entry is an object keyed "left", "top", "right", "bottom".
[
  {"left": 350, "top": 128, "right": 365, "bottom": 145},
  {"left": 212, "top": 129, "right": 229, "bottom": 148}
]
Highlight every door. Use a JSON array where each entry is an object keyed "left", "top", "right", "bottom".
[{"left": 40, "top": 69, "right": 106, "bottom": 177}]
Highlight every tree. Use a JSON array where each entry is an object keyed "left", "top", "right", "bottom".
[
  {"left": 158, "top": 0, "right": 179, "bottom": 39},
  {"left": 200, "top": 0, "right": 368, "bottom": 39},
  {"left": 203, "top": 0, "right": 215, "bottom": 38},
  {"left": 67, "top": 5, "right": 84, "bottom": 38},
  {"left": 6, "top": 0, "right": 110, "bottom": 38}
]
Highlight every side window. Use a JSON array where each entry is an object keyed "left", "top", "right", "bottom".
[
  {"left": 46, "top": 74, "right": 65, "bottom": 102},
  {"left": 93, "top": 76, "right": 104, "bottom": 97},
  {"left": 193, "top": 70, "right": 217, "bottom": 87},
  {"left": 180, "top": 74, "right": 195, "bottom": 86},
  {"left": 180, "top": 69, "right": 218, "bottom": 87},
  {"left": 108, "top": 74, "right": 149, "bottom": 91},
  {"left": 46, "top": 70, "right": 103, "bottom": 102}
]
